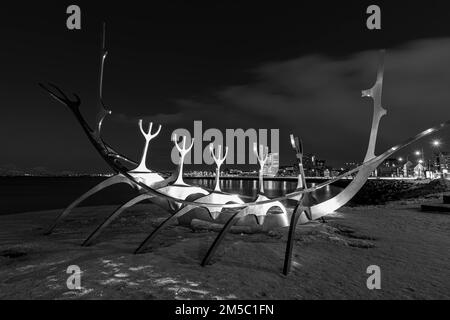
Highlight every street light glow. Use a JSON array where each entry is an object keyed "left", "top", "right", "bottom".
[
  {"left": 415, "top": 150, "right": 421, "bottom": 156},
  {"left": 398, "top": 157, "right": 403, "bottom": 162},
  {"left": 432, "top": 140, "right": 441, "bottom": 147}
]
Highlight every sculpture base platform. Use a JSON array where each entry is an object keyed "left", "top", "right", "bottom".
[
  {"left": 157, "top": 184, "right": 209, "bottom": 210},
  {"left": 128, "top": 171, "right": 165, "bottom": 188},
  {"left": 158, "top": 184, "right": 209, "bottom": 198},
  {"left": 179, "top": 194, "right": 290, "bottom": 232}
]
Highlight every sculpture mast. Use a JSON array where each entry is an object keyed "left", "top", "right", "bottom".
[
  {"left": 253, "top": 143, "right": 269, "bottom": 194},
  {"left": 95, "top": 22, "right": 112, "bottom": 139},
  {"left": 172, "top": 134, "right": 194, "bottom": 185},
  {"left": 132, "top": 120, "right": 162, "bottom": 172},
  {"left": 209, "top": 143, "right": 228, "bottom": 192},
  {"left": 362, "top": 50, "right": 387, "bottom": 162},
  {"left": 307, "top": 50, "right": 388, "bottom": 221}
]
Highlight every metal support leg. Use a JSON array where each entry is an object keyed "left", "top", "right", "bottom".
[
  {"left": 201, "top": 211, "right": 241, "bottom": 267},
  {"left": 283, "top": 208, "right": 303, "bottom": 275},
  {"left": 82, "top": 193, "right": 154, "bottom": 246},
  {"left": 134, "top": 205, "right": 197, "bottom": 254},
  {"left": 44, "top": 175, "right": 131, "bottom": 235}
]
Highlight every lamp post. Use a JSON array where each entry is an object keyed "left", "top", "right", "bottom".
[
  {"left": 396, "top": 157, "right": 404, "bottom": 177},
  {"left": 432, "top": 139, "right": 442, "bottom": 173},
  {"left": 415, "top": 149, "right": 424, "bottom": 160},
  {"left": 415, "top": 148, "right": 428, "bottom": 170}
]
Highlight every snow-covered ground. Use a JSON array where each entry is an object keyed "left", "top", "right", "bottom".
[{"left": 0, "top": 198, "right": 449, "bottom": 299}]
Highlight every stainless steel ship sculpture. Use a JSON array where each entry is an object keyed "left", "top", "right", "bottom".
[{"left": 39, "top": 28, "right": 450, "bottom": 275}]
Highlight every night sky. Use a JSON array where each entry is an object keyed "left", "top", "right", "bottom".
[{"left": 1, "top": 2, "right": 450, "bottom": 174}]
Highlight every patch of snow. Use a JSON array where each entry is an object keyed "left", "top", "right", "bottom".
[
  {"left": 100, "top": 278, "right": 126, "bottom": 285},
  {"left": 129, "top": 266, "right": 152, "bottom": 271},
  {"left": 62, "top": 287, "right": 93, "bottom": 297},
  {"left": 114, "top": 273, "right": 129, "bottom": 278},
  {"left": 17, "top": 260, "right": 68, "bottom": 272},
  {"left": 212, "top": 294, "right": 238, "bottom": 300},
  {"left": 155, "top": 277, "right": 179, "bottom": 285},
  {"left": 168, "top": 286, "right": 210, "bottom": 296},
  {"left": 186, "top": 280, "right": 200, "bottom": 287}
]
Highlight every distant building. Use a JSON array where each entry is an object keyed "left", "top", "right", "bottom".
[
  {"left": 302, "top": 154, "right": 315, "bottom": 168},
  {"left": 315, "top": 159, "right": 325, "bottom": 168},
  {"left": 438, "top": 152, "right": 450, "bottom": 170},
  {"left": 403, "top": 161, "right": 413, "bottom": 177},
  {"left": 278, "top": 165, "right": 296, "bottom": 177},
  {"left": 377, "top": 158, "right": 401, "bottom": 177},
  {"left": 301, "top": 153, "right": 327, "bottom": 177},
  {"left": 330, "top": 169, "right": 341, "bottom": 177},
  {"left": 224, "top": 168, "right": 243, "bottom": 176},
  {"left": 263, "top": 153, "right": 279, "bottom": 177},
  {"left": 344, "top": 162, "right": 359, "bottom": 170},
  {"left": 414, "top": 163, "right": 425, "bottom": 178}
]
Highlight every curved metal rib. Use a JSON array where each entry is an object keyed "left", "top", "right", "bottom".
[
  {"left": 201, "top": 211, "right": 242, "bottom": 266},
  {"left": 282, "top": 51, "right": 387, "bottom": 274},
  {"left": 308, "top": 159, "right": 381, "bottom": 222},
  {"left": 135, "top": 192, "right": 244, "bottom": 254},
  {"left": 201, "top": 195, "right": 289, "bottom": 268},
  {"left": 134, "top": 206, "right": 198, "bottom": 254},
  {"left": 82, "top": 193, "right": 154, "bottom": 246},
  {"left": 39, "top": 82, "right": 137, "bottom": 173},
  {"left": 304, "top": 50, "right": 386, "bottom": 223},
  {"left": 283, "top": 207, "right": 304, "bottom": 275},
  {"left": 282, "top": 192, "right": 317, "bottom": 275},
  {"left": 44, "top": 175, "right": 132, "bottom": 235}
]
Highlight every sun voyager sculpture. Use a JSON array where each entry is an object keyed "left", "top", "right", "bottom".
[{"left": 39, "top": 26, "right": 450, "bottom": 275}]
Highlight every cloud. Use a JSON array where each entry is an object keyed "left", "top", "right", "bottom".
[
  {"left": 170, "top": 38, "right": 450, "bottom": 165},
  {"left": 111, "top": 111, "right": 185, "bottom": 125}
]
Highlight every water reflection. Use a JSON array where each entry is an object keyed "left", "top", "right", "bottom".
[{"left": 187, "top": 178, "right": 342, "bottom": 204}]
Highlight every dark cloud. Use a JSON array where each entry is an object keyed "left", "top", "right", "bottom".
[{"left": 167, "top": 38, "right": 450, "bottom": 167}]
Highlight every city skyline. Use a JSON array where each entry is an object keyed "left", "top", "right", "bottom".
[{"left": 2, "top": 137, "right": 447, "bottom": 178}]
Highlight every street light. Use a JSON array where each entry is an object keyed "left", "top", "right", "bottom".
[
  {"left": 431, "top": 139, "right": 443, "bottom": 174},
  {"left": 415, "top": 148, "right": 426, "bottom": 168}
]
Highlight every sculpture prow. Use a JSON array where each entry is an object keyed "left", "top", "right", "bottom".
[{"left": 300, "top": 50, "right": 387, "bottom": 222}]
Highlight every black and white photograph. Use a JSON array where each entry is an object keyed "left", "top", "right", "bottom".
[{"left": 0, "top": 1, "right": 449, "bottom": 308}]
